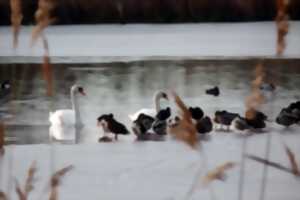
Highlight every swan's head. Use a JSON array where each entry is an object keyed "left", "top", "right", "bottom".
[
  {"left": 155, "top": 91, "right": 168, "bottom": 101},
  {"left": 71, "top": 85, "right": 86, "bottom": 96}
]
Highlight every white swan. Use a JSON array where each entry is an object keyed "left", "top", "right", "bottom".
[
  {"left": 49, "top": 84, "right": 86, "bottom": 140},
  {"left": 128, "top": 91, "right": 168, "bottom": 121}
]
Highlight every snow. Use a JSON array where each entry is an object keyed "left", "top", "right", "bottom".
[
  {"left": 1, "top": 127, "right": 300, "bottom": 200},
  {"left": 0, "top": 22, "right": 300, "bottom": 63}
]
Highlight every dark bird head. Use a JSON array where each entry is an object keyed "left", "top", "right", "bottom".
[
  {"left": 206, "top": 86, "right": 220, "bottom": 97},
  {"left": 1, "top": 80, "right": 11, "bottom": 91},
  {"left": 189, "top": 107, "right": 204, "bottom": 120},
  {"left": 156, "top": 107, "right": 171, "bottom": 121}
]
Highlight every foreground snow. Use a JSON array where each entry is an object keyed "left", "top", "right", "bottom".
[
  {"left": 1, "top": 126, "right": 300, "bottom": 200},
  {"left": 0, "top": 22, "right": 300, "bottom": 63}
]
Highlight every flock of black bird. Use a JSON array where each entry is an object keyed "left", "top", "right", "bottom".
[
  {"left": 0, "top": 80, "right": 299, "bottom": 143},
  {"left": 95, "top": 85, "right": 300, "bottom": 142}
]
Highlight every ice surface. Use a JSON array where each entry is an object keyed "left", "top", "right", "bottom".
[{"left": 0, "top": 22, "right": 300, "bottom": 63}]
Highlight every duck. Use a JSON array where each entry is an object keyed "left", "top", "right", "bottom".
[
  {"left": 188, "top": 106, "right": 212, "bottom": 134},
  {"left": 133, "top": 107, "right": 171, "bottom": 138},
  {"left": 128, "top": 91, "right": 168, "bottom": 121},
  {"left": 49, "top": 84, "right": 86, "bottom": 141},
  {"left": 97, "top": 114, "right": 129, "bottom": 140},
  {"left": 276, "top": 101, "right": 300, "bottom": 127},
  {"left": 233, "top": 109, "right": 268, "bottom": 131},
  {"left": 214, "top": 110, "right": 240, "bottom": 131},
  {"left": 195, "top": 116, "right": 213, "bottom": 134},
  {"left": 0, "top": 80, "right": 11, "bottom": 100},
  {"left": 206, "top": 86, "right": 220, "bottom": 97}
]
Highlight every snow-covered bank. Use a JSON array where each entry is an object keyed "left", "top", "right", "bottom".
[
  {"left": 1, "top": 129, "right": 300, "bottom": 200},
  {"left": 0, "top": 22, "right": 300, "bottom": 63}
]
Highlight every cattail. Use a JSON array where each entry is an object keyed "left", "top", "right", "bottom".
[
  {"left": 10, "top": 0, "right": 23, "bottom": 49},
  {"left": 0, "top": 122, "right": 5, "bottom": 155},
  {"left": 31, "top": 0, "right": 56, "bottom": 45},
  {"left": 276, "top": 0, "right": 290, "bottom": 56},
  {"left": 49, "top": 165, "right": 74, "bottom": 200},
  {"left": 202, "top": 162, "right": 236, "bottom": 186},
  {"left": 167, "top": 92, "right": 198, "bottom": 149}
]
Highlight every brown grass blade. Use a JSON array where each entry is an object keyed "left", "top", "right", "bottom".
[
  {"left": 284, "top": 146, "right": 300, "bottom": 176},
  {"left": 168, "top": 92, "right": 198, "bottom": 148},
  {"left": 202, "top": 162, "right": 236, "bottom": 186},
  {"left": 15, "top": 180, "right": 26, "bottom": 200},
  {"left": 31, "top": 0, "right": 56, "bottom": 45},
  {"left": 246, "top": 154, "right": 298, "bottom": 176},
  {"left": 10, "top": 0, "right": 23, "bottom": 49},
  {"left": 24, "top": 161, "right": 37, "bottom": 195},
  {"left": 0, "top": 191, "right": 7, "bottom": 200},
  {"left": 0, "top": 122, "right": 5, "bottom": 155},
  {"left": 49, "top": 165, "right": 74, "bottom": 200}
]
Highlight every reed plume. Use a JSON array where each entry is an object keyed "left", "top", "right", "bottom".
[
  {"left": 10, "top": 0, "right": 23, "bottom": 49},
  {"left": 167, "top": 92, "right": 198, "bottom": 149},
  {"left": 31, "top": 0, "right": 56, "bottom": 45},
  {"left": 202, "top": 162, "right": 236, "bottom": 186},
  {"left": 276, "top": 0, "right": 290, "bottom": 56},
  {"left": 49, "top": 165, "right": 74, "bottom": 200},
  {"left": 14, "top": 161, "right": 37, "bottom": 200}
]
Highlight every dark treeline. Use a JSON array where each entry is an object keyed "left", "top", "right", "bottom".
[{"left": 0, "top": 0, "right": 300, "bottom": 25}]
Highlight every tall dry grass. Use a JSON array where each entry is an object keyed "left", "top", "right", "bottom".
[
  {"left": 49, "top": 165, "right": 74, "bottom": 200},
  {"left": 167, "top": 92, "right": 198, "bottom": 149},
  {"left": 276, "top": 0, "right": 290, "bottom": 56},
  {"left": 10, "top": 0, "right": 23, "bottom": 49},
  {"left": 15, "top": 161, "right": 37, "bottom": 200},
  {"left": 31, "top": 0, "right": 56, "bottom": 45}
]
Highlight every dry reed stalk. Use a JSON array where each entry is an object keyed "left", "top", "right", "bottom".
[
  {"left": 202, "top": 162, "right": 236, "bottom": 186},
  {"left": 284, "top": 146, "right": 300, "bottom": 176},
  {"left": 245, "top": 63, "right": 265, "bottom": 113},
  {"left": 14, "top": 161, "right": 37, "bottom": 200},
  {"left": 15, "top": 180, "right": 26, "bottom": 200},
  {"left": 0, "top": 122, "right": 5, "bottom": 155},
  {"left": 246, "top": 154, "right": 299, "bottom": 176},
  {"left": 41, "top": 35, "right": 53, "bottom": 97},
  {"left": 0, "top": 191, "right": 7, "bottom": 200},
  {"left": 24, "top": 161, "right": 37, "bottom": 196},
  {"left": 49, "top": 165, "right": 74, "bottom": 200},
  {"left": 10, "top": 0, "right": 23, "bottom": 49},
  {"left": 276, "top": 0, "right": 290, "bottom": 56},
  {"left": 31, "top": 0, "right": 56, "bottom": 45},
  {"left": 168, "top": 92, "right": 198, "bottom": 149}
]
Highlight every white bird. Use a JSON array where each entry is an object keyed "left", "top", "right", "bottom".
[
  {"left": 128, "top": 91, "right": 168, "bottom": 121},
  {"left": 49, "top": 84, "right": 86, "bottom": 141}
]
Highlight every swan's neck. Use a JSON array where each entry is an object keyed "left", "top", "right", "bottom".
[
  {"left": 154, "top": 94, "right": 161, "bottom": 113},
  {"left": 71, "top": 91, "right": 82, "bottom": 124}
]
